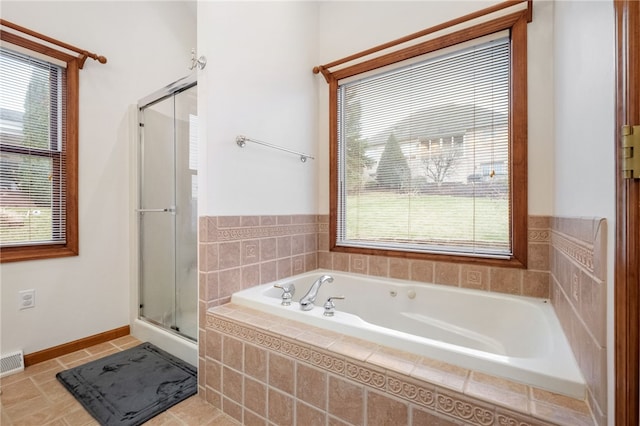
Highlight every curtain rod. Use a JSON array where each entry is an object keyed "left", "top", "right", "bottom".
[
  {"left": 313, "top": 0, "right": 532, "bottom": 83},
  {"left": 236, "top": 135, "right": 315, "bottom": 162},
  {"left": 0, "top": 19, "right": 107, "bottom": 69}
]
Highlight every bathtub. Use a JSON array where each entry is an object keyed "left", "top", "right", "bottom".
[{"left": 231, "top": 270, "right": 585, "bottom": 399}]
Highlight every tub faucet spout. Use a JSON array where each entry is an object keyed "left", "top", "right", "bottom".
[{"left": 299, "top": 274, "right": 334, "bottom": 311}]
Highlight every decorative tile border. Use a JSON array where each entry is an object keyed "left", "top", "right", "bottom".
[
  {"left": 217, "top": 223, "right": 320, "bottom": 242},
  {"left": 436, "top": 390, "right": 494, "bottom": 426},
  {"left": 206, "top": 310, "right": 590, "bottom": 426},
  {"left": 551, "top": 231, "right": 594, "bottom": 273},
  {"left": 528, "top": 229, "right": 551, "bottom": 242},
  {"left": 387, "top": 374, "right": 436, "bottom": 409},
  {"left": 347, "top": 361, "right": 386, "bottom": 390}
]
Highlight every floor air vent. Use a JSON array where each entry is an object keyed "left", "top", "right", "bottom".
[{"left": 1, "top": 350, "right": 24, "bottom": 378}]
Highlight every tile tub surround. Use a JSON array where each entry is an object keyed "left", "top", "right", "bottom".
[
  {"left": 196, "top": 215, "right": 605, "bottom": 424},
  {"left": 204, "top": 304, "right": 596, "bottom": 426},
  {"left": 198, "top": 215, "right": 321, "bottom": 309},
  {"left": 198, "top": 215, "right": 322, "bottom": 400},
  {"left": 198, "top": 215, "right": 551, "bottom": 318},
  {"left": 317, "top": 215, "right": 551, "bottom": 298},
  {"left": 549, "top": 217, "right": 607, "bottom": 426}
]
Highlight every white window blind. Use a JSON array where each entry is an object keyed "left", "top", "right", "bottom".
[
  {"left": 0, "top": 47, "right": 67, "bottom": 247},
  {"left": 337, "top": 36, "right": 511, "bottom": 257}
]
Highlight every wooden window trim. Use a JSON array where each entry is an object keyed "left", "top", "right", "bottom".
[
  {"left": 615, "top": 0, "right": 640, "bottom": 423},
  {"left": 327, "top": 11, "right": 528, "bottom": 268},
  {"left": 0, "top": 33, "right": 79, "bottom": 263}
]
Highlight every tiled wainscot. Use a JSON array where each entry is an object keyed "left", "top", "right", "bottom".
[{"left": 197, "top": 215, "right": 606, "bottom": 425}]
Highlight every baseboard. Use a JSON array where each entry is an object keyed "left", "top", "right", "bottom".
[{"left": 24, "top": 325, "right": 130, "bottom": 367}]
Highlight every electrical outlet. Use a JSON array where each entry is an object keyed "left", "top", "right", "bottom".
[{"left": 18, "top": 289, "right": 35, "bottom": 310}]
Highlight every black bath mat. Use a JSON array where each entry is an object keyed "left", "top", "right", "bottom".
[{"left": 56, "top": 342, "right": 197, "bottom": 426}]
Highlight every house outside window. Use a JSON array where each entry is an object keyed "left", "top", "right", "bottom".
[{"left": 327, "top": 11, "right": 528, "bottom": 267}]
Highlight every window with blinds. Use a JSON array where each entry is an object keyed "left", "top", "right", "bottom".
[
  {"left": 0, "top": 47, "right": 68, "bottom": 248},
  {"left": 336, "top": 33, "right": 519, "bottom": 259}
]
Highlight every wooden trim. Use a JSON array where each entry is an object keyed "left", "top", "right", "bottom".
[
  {"left": 313, "top": 0, "right": 530, "bottom": 77},
  {"left": 329, "top": 244, "right": 526, "bottom": 268},
  {"left": 65, "top": 58, "right": 80, "bottom": 256},
  {"left": 0, "top": 32, "right": 80, "bottom": 263},
  {"left": 510, "top": 12, "right": 529, "bottom": 269},
  {"left": 0, "top": 31, "right": 76, "bottom": 64},
  {"left": 328, "top": 14, "right": 528, "bottom": 269},
  {"left": 0, "top": 19, "right": 106, "bottom": 68},
  {"left": 0, "top": 245, "right": 80, "bottom": 262},
  {"left": 328, "top": 77, "right": 339, "bottom": 256},
  {"left": 24, "top": 326, "right": 130, "bottom": 367},
  {"left": 615, "top": 1, "right": 640, "bottom": 424},
  {"left": 332, "top": 11, "right": 525, "bottom": 82}
]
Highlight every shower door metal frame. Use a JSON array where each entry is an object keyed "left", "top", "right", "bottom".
[{"left": 137, "top": 74, "right": 197, "bottom": 341}]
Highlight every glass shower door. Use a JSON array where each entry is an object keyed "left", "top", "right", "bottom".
[
  {"left": 174, "top": 84, "right": 198, "bottom": 339},
  {"left": 138, "top": 81, "right": 197, "bottom": 341}
]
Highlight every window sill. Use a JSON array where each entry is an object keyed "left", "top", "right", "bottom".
[
  {"left": 330, "top": 244, "right": 527, "bottom": 269},
  {"left": 1, "top": 244, "right": 79, "bottom": 263}
]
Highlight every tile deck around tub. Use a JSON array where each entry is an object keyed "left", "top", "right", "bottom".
[{"left": 206, "top": 303, "right": 596, "bottom": 426}]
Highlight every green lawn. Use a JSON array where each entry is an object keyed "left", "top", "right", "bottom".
[
  {"left": 345, "top": 192, "right": 509, "bottom": 245},
  {"left": 0, "top": 207, "right": 53, "bottom": 244}
]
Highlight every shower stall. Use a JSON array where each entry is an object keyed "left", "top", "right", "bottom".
[{"left": 131, "top": 75, "right": 198, "bottom": 365}]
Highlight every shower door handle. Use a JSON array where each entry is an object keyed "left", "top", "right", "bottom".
[{"left": 137, "top": 206, "right": 176, "bottom": 214}]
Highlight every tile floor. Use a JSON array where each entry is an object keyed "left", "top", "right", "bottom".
[{"left": 0, "top": 335, "right": 240, "bottom": 426}]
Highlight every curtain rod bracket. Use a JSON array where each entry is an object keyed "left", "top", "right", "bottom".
[{"left": 313, "top": 65, "right": 331, "bottom": 83}]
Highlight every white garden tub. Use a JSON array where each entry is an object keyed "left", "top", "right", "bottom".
[{"left": 230, "top": 270, "right": 585, "bottom": 399}]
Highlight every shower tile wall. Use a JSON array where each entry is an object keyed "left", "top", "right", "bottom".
[{"left": 549, "top": 217, "right": 607, "bottom": 426}]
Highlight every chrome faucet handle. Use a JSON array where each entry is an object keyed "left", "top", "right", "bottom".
[
  {"left": 323, "top": 296, "right": 345, "bottom": 317},
  {"left": 274, "top": 283, "right": 295, "bottom": 306}
]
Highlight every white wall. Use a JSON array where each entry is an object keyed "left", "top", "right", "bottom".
[
  {"left": 553, "top": 1, "right": 615, "bottom": 422},
  {"left": 0, "top": 1, "right": 195, "bottom": 355},
  {"left": 197, "top": 1, "right": 319, "bottom": 216}
]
